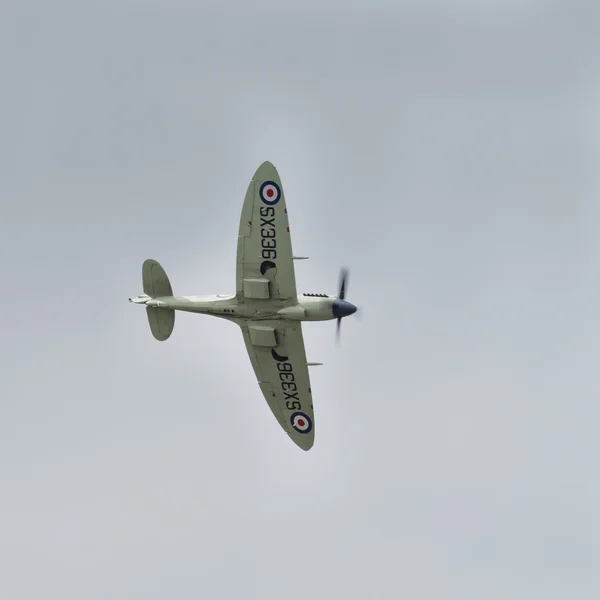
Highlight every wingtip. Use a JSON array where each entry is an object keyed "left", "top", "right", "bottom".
[
  {"left": 254, "top": 160, "right": 278, "bottom": 179},
  {"left": 259, "top": 159, "right": 275, "bottom": 168},
  {"left": 290, "top": 434, "right": 314, "bottom": 452}
]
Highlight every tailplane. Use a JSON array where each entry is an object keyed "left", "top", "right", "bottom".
[
  {"left": 143, "top": 259, "right": 173, "bottom": 298},
  {"left": 131, "top": 259, "right": 175, "bottom": 341},
  {"left": 145, "top": 305, "right": 175, "bottom": 341}
]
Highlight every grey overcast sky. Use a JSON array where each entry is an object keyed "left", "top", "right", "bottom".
[{"left": 1, "top": 0, "right": 599, "bottom": 598}]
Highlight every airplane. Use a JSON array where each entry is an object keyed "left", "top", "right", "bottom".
[{"left": 129, "top": 161, "right": 358, "bottom": 451}]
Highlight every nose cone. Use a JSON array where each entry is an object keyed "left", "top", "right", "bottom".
[{"left": 332, "top": 299, "right": 357, "bottom": 318}]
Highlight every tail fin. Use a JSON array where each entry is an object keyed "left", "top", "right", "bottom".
[{"left": 142, "top": 259, "right": 175, "bottom": 341}]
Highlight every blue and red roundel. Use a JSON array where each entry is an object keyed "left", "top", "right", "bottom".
[
  {"left": 290, "top": 411, "right": 313, "bottom": 434},
  {"left": 259, "top": 181, "right": 281, "bottom": 205}
]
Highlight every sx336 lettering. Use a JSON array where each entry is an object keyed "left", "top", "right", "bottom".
[
  {"left": 272, "top": 347, "right": 301, "bottom": 410},
  {"left": 260, "top": 206, "right": 277, "bottom": 260}
]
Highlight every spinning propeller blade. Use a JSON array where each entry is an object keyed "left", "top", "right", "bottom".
[
  {"left": 334, "top": 267, "right": 357, "bottom": 343},
  {"left": 339, "top": 267, "right": 349, "bottom": 300}
]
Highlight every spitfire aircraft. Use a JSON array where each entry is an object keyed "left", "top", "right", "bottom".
[{"left": 129, "top": 161, "right": 357, "bottom": 450}]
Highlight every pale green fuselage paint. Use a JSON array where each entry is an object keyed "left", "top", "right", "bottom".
[{"left": 134, "top": 293, "right": 338, "bottom": 323}]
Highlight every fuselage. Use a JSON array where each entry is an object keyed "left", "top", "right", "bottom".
[{"left": 133, "top": 293, "right": 356, "bottom": 323}]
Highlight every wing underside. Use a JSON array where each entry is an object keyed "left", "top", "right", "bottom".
[
  {"left": 236, "top": 161, "right": 297, "bottom": 305},
  {"left": 238, "top": 320, "right": 314, "bottom": 451}
]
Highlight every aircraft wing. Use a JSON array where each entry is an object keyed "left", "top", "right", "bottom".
[
  {"left": 236, "top": 161, "right": 297, "bottom": 305},
  {"left": 238, "top": 320, "right": 315, "bottom": 451}
]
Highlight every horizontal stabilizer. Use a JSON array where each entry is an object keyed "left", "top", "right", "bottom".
[
  {"left": 143, "top": 259, "right": 173, "bottom": 298},
  {"left": 146, "top": 307, "right": 175, "bottom": 341},
  {"left": 141, "top": 259, "right": 174, "bottom": 341}
]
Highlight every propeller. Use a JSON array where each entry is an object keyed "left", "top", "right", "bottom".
[
  {"left": 339, "top": 267, "right": 349, "bottom": 301},
  {"left": 334, "top": 267, "right": 357, "bottom": 342},
  {"left": 336, "top": 318, "right": 343, "bottom": 341}
]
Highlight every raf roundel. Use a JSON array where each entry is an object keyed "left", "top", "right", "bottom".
[
  {"left": 290, "top": 411, "right": 313, "bottom": 434},
  {"left": 259, "top": 181, "right": 281, "bottom": 206}
]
